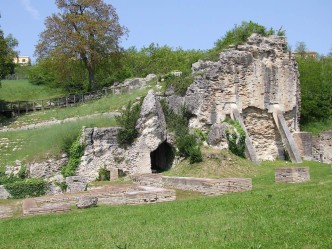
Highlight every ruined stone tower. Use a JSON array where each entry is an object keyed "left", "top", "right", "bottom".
[{"left": 184, "top": 34, "right": 301, "bottom": 162}]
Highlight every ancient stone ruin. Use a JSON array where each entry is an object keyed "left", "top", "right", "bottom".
[
  {"left": 275, "top": 167, "right": 310, "bottom": 183},
  {"left": 75, "top": 33, "right": 307, "bottom": 182}
]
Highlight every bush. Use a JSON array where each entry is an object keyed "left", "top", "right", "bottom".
[
  {"left": 4, "top": 179, "right": 47, "bottom": 199},
  {"left": 224, "top": 119, "right": 246, "bottom": 158},
  {"left": 177, "top": 134, "right": 203, "bottom": 164},
  {"left": 115, "top": 100, "right": 142, "bottom": 148},
  {"left": 164, "top": 73, "right": 194, "bottom": 96},
  {"left": 62, "top": 134, "right": 85, "bottom": 177},
  {"left": 161, "top": 101, "right": 202, "bottom": 164},
  {"left": 98, "top": 167, "right": 110, "bottom": 181}
]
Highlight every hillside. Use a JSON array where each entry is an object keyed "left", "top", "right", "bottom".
[{"left": 0, "top": 79, "right": 152, "bottom": 169}]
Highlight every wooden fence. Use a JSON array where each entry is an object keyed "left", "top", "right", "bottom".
[{"left": 0, "top": 84, "right": 132, "bottom": 115}]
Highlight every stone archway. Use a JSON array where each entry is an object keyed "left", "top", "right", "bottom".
[{"left": 150, "top": 141, "right": 175, "bottom": 173}]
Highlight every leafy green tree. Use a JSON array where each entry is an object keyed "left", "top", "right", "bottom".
[
  {"left": 35, "top": 0, "right": 128, "bottom": 90},
  {"left": 207, "top": 21, "right": 285, "bottom": 60},
  {"left": 295, "top": 41, "right": 307, "bottom": 58},
  {"left": 297, "top": 56, "right": 332, "bottom": 124},
  {"left": 0, "top": 28, "right": 18, "bottom": 81}
]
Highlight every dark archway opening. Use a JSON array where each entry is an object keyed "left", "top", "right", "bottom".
[{"left": 150, "top": 141, "right": 175, "bottom": 173}]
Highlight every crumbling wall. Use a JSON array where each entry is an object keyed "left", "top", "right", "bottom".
[
  {"left": 184, "top": 34, "right": 301, "bottom": 161},
  {"left": 77, "top": 90, "right": 171, "bottom": 181}
]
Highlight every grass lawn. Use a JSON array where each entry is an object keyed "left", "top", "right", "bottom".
[
  {"left": 0, "top": 161, "right": 331, "bottom": 248},
  {"left": 0, "top": 80, "right": 65, "bottom": 102}
]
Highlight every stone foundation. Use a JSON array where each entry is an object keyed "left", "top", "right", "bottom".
[
  {"left": 275, "top": 167, "right": 310, "bottom": 183},
  {"left": 132, "top": 174, "right": 252, "bottom": 196},
  {"left": 22, "top": 184, "right": 176, "bottom": 216}
]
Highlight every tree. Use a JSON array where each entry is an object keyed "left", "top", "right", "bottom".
[
  {"left": 294, "top": 41, "right": 307, "bottom": 58},
  {"left": 35, "top": 0, "right": 128, "bottom": 90},
  {"left": 0, "top": 28, "right": 18, "bottom": 81}
]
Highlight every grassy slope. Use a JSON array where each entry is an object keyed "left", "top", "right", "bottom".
[
  {"left": 0, "top": 160, "right": 331, "bottom": 248},
  {"left": 0, "top": 116, "right": 117, "bottom": 168},
  {"left": 0, "top": 80, "right": 65, "bottom": 101}
]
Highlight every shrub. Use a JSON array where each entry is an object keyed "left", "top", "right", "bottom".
[
  {"left": 161, "top": 101, "right": 203, "bottom": 164},
  {"left": 98, "top": 167, "right": 110, "bottom": 181},
  {"left": 164, "top": 73, "right": 194, "bottom": 96},
  {"left": 62, "top": 134, "right": 85, "bottom": 177},
  {"left": 224, "top": 119, "right": 246, "bottom": 158},
  {"left": 5, "top": 179, "right": 47, "bottom": 199},
  {"left": 115, "top": 100, "right": 142, "bottom": 148}
]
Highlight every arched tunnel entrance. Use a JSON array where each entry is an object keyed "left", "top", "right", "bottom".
[{"left": 150, "top": 141, "right": 175, "bottom": 173}]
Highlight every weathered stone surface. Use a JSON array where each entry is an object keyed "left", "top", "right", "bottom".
[
  {"left": 207, "top": 123, "right": 230, "bottom": 149},
  {"left": 66, "top": 176, "right": 88, "bottom": 192},
  {"left": 312, "top": 130, "right": 332, "bottom": 164},
  {"left": 293, "top": 132, "right": 313, "bottom": 160},
  {"left": 76, "top": 196, "right": 98, "bottom": 209},
  {"left": 28, "top": 155, "right": 68, "bottom": 179},
  {"left": 132, "top": 174, "right": 252, "bottom": 196},
  {"left": 77, "top": 90, "right": 169, "bottom": 182},
  {"left": 21, "top": 184, "right": 175, "bottom": 216},
  {"left": 5, "top": 160, "right": 22, "bottom": 176},
  {"left": 0, "top": 205, "right": 14, "bottom": 219},
  {"left": 45, "top": 175, "right": 65, "bottom": 195},
  {"left": 0, "top": 185, "right": 11, "bottom": 199},
  {"left": 275, "top": 167, "right": 310, "bottom": 183},
  {"left": 185, "top": 34, "right": 300, "bottom": 161}
]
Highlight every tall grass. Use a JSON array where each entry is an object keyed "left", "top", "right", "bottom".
[
  {"left": 0, "top": 116, "right": 117, "bottom": 169},
  {"left": 0, "top": 80, "right": 65, "bottom": 101},
  {"left": 0, "top": 161, "right": 331, "bottom": 248}
]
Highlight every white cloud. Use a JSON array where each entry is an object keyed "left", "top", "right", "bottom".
[{"left": 20, "top": 0, "right": 40, "bottom": 20}]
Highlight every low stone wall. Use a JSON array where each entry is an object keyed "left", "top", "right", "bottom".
[
  {"left": 132, "top": 174, "right": 252, "bottom": 196},
  {"left": 275, "top": 167, "right": 310, "bottom": 183},
  {"left": 22, "top": 184, "right": 176, "bottom": 216},
  {"left": 23, "top": 199, "right": 71, "bottom": 216},
  {"left": 0, "top": 205, "right": 14, "bottom": 219}
]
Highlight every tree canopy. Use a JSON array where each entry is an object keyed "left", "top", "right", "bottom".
[
  {"left": 0, "top": 28, "right": 18, "bottom": 81},
  {"left": 35, "top": 0, "right": 128, "bottom": 90}
]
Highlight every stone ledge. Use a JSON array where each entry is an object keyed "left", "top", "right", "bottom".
[
  {"left": 275, "top": 167, "right": 310, "bottom": 183},
  {"left": 132, "top": 174, "right": 252, "bottom": 196}
]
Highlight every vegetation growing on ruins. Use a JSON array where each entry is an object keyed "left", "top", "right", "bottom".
[
  {"left": 115, "top": 100, "right": 142, "bottom": 148},
  {"left": 206, "top": 21, "right": 286, "bottom": 60},
  {"left": 61, "top": 133, "right": 85, "bottom": 177},
  {"left": 224, "top": 119, "right": 246, "bottom": 158},
  {"left": 161, "top": 101, "right": 203, "bottom": 164}
]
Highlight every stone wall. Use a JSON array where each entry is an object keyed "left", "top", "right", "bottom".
[
  {"left": 183, "top": 34, "right": 300, "bottom": 161},
  {"left": 294, "top": 130, "right": 332, "bottom": 164},
  {"left": 275, "top": 167, "right": 310, "bottom": 183},
  {"left": 132, "top": 174, "right": 252, "bottom": 196},
  {"left": 77, "top": 90, "right": 174, "bottom": 182}
]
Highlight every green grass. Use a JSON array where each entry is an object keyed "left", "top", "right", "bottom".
[
  {"left": 1, "top": 85, "right": 150, "bottom": 128},
  {"left": 0, "top": 116, "right": 117, "bottom": 169},
  {"left": 0, "top": 161, "right": 331, "bottom": 248},
  {"left": 301, "top": 118, "right": 332, "bottom": 135},
  {"left": 0, "top": 80, "right": 65, "bottom": 101}
]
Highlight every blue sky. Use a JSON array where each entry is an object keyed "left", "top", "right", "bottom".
[{"left": 0, "top": 0, "right": 331, "bottom": 62}]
